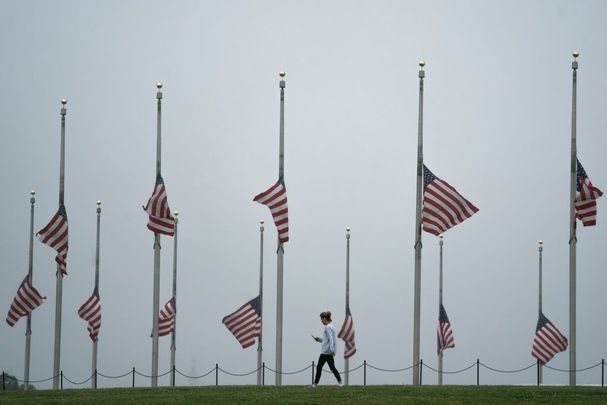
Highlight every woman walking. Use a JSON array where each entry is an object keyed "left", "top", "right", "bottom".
[{"left": 310, "top": 311, "right": 343, "bottom": 387}]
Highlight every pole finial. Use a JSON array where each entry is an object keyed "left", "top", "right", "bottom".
[
  {"left": 30, "top": 190, "right": 36, "bottom": 196},
  {"left": 279, "top": 71, "right": 286, "bottom": 78},
  {"left": 260, "top": 219, "right": 265, "bottom": 225},
  {"left": 174, "top": 211, "right": 178, "bottom": 217},
  {"left": 573, "top": 51, "right": 579, "bottom": 59},
  {"left": 539, "top": 240, "right": 543, "bottom": 245},
  {"left": 157, "top": 82, "right": 163, "bottom": 89},
  {"left": 97, "top": 200, "right": 101, "bottom": 206},
  {"left": 418, "top": 60, "right": 426, "bottom": 68},
  {"left": 346, "top": 227, "right": 351, "bottom": 232},
  {"left": 61, "top": 99, "right": 67, "bottom": 105},
  {"left": 439, "top": 234, "right": 443, "bottom": 240}
]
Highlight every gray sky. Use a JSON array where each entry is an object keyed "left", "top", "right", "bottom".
[{"left": 1, "top": 0, "right": 606, "bottom": 388}]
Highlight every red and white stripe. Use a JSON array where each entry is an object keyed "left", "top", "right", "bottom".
[
  {"left": 144, "top": 174, "right": 175, "bottom": 236},
  {"left": 437, "top": 304, "right": 455, "bottom": 354},
  {"left": 575, "top": 178, "right": 603, "bottom": 227},
  {"left": 337, "top": 309, "right": 357, "bottom": 359},
  {"left": 37, "top": 205, "right": 69, "bottom": 275},
  {"left": 532, "top": 313, "right": 568, "bottom": 365},
  {"left": 158, "top": 298, "right": 176, "bottom": 337},
  {"left": 78, "top": 290, "right": 101, "bottom": 342},
  {"left": 422, "top": 166, "right": 478, "bottom": 236},
  {"left": 222, "top": 296, "right": 261, "bottom": 349},
  {"left": 5, "top": 276, "right": 46, "bottom": 327},
  {"left": 254, "top": 180, "right": 289, "bottom": 243}
]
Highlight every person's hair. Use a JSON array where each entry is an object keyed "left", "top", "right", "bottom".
[{"left": 320, "top": 311, "right": 332, "bottom": 322}]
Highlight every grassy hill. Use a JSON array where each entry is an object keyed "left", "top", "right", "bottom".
[{"left": 1, "top": 385, "right": 606, "bottom": 404}]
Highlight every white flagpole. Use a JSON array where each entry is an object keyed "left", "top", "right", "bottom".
[
  {"left": 257, "top": 220, "right": 264, "bottom": 386},
  {"left": 538, "top": 240, "right": 543, "bottom": 385},
  {"left": 275, "top": 71, "right": 286, "bottom": 386},
  {"left": 151, "top": 82, "right": 163, "bottom": 387},
  {"left": 569, "top": 51, "right": 578, "bottom": 386},
  {"left": 170, "top": 211, "right": 178, "bottom": 387},
  {"left": 344, "top": 227, "right": 351, "bottom": 386},
  {"left": 24, "top": 190, "right": 36, "bottom": 390},
  {"left": 412, "top": 60, "right": 425, "bottom": 385},
  {"left": 438, "top": 235, "right": 443, "bottom": 385},
  {"left": 52, "top": 99, "right": 67, "bottom": 389},
  {"left": 91, "top": 201, "right": 101, "bottom": 388}
]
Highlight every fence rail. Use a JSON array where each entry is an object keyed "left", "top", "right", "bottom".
[{"left": 2, "top": 358, "right": 605, "bottom": 390}]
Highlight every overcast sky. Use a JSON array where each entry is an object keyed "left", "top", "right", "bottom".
[{"left": 1, "top": 0, "right": 606, "bottom": 388}]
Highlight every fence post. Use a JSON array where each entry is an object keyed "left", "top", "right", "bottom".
[
  {"left": 420, "top": 359, "right": 423, "bottom": 385},
  {"left": 2, "top": 371, "right": 5, "bottom": 391},
  {"left": 364, "top": 360, "right": 367, "bottom": 386},
  {"left": 476, "top": 359, "right": 479, "bottom": 386},
  {"left": 94, "top": 368, "right": 98, "bottom": 389},
  {"left": 215, "top": 363, "right": 218, "bottom": 386},
  {"left": 132, "top": 367, "right": 135, "bottom": 388},
  {"left": 311, "top": 361, "right": 315, "bottom": 385},
  {"left": 172, "top": 365, "right": 176, "bottom": 387},
  {"left": 262, "top": 362, "right": 265, "bottom": 386},
  {"left": 602, "top": 359, "right": 604, "bottom": 387},
  {"left": 60, "top": 371, "right": 64, "bottom": 390}
]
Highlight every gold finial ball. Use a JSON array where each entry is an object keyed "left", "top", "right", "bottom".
[
  {"left": 157, "top": 82, "right": 163, "bottom": 89},
  {"left": 61, "top": 99, "right": 67, "bottom": 105},
  {"left": 539, "top": 240, "right": 543, "bottom": 245},
  {"left": 97, "top": 201, "right": 101, "bottom": 206},
  {"left": 419, "top": 60, "right": 426, "bottom": 68},
  {"left": 174, "top": 211, "right": 179, "bottom": 216},
  {"left": 573, "top": 51, "right": 579, "bottom": 59},
  {"left": 30, "top": 190, "right": 35, "bottom": 196},
  {"left": 279, "top": 71, "right": 286, "bottom": 78},
  {"left": 346, "top": 227, "right": 351, "bottom": 232},
  {"left": 260, "top": 220, "right": 265, "bottom": 225},
  {"left": 439, "top": 234, "right": 444, "bottom": 239}
]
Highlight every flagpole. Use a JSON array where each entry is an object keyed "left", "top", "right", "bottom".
[
  {"left": 170, "top": 211, "right": 178, "bottom": 387},
  {"left": 52, "top": 99, "right": 67, "bottom": 390},
  {"left": 275, "top": 71, "right": 286, "bottom": 386},
  {"left": 88, "top": 202, "right": 101, "bottom": 388},
  {"left": 257, "top": 220, "right": 264, "bottom": 386},
  {"left": 151, "top": 82, "right": 163, "bottom": 387},
  {"left": 24, "top": 190, "right": 36, "bottom": 391},
  {"left": 438, "top": 235, "right": 443, "bottom": 385},
  {"left": 412, "top": 60, "right": 425, "bottom": 386},
  {"left": 344, "top": 227, "right": 351, "bottom": 386},
  {"left": 569, "top": 51, "right": 578, "bottom": 387},
  {"left": 538, "top": 240, "right": 543, "bottom": 385}
]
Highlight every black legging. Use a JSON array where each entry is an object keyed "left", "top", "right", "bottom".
[{"left": 314, "top": 354, "right": 342, "bottom": 384}]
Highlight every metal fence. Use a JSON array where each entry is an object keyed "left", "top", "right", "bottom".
[{"left": 2, "top": 358, "right": 605, "bottom": 390}]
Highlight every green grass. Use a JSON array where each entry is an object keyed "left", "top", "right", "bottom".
[{"left": 1, "top": 385, "right": 606, "bottom": 404}]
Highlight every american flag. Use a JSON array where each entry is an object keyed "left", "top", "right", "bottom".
[
  {"left": 37, "top": 204, "right": 69, "bottom": 275},
  {"left": 77, "top": 288, "right": 101, "bottom": 342},
  {"left": 575, "top": 159, "right": 603, "bottom": 227},
  {"left": 158, "top": 298, "right": 176, "bottom": 337},
  {"left": 222, "top": 296, "right": 261, "bottom": 349},
  {"left": 143, "top": 173, "right": 175, "bottom": 236},
  {"left": 422, "top": 165, "right": 478, "bottom": 236},
  {"left": 253, "top": 179, "right": 289, "bottom": 243},
  {"left": 532, "top": 312, "right": 568, "bottom": 365},
  {"left": 337, "top": 306, "right": 357, "bottom": 359},
  {"left": 5, "top": 275, "right": 46, "bottom": 327},
  {"left": 437, "top": 304, "right": 455, "bottom": 354}
]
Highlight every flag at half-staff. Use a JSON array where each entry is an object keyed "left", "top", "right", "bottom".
[
  {"left": 143, "top": 173, "right": 175, "bottom": 236},
  {"left": 422, "top": 165, "right": 478, "bottom": 236},
  {"left": 253, "top": 179, "right": 289, "bottom": 243},
  {"left": 532, "top": 312, "right": 568, "bottom": 365},
  {"left": 222, "top": 296, "right": 262, "bottom": 349},
  {"left": 77, "top": 288, "right": 101, "bottom": 341},
  {"left": 574, "top": 159, "right": 603, "bottom": 227},
  {"left": 37, "top": 205, "right": 69, "bottom": 275},
  {"left": 338, "top": 306, "right": 357, "bottom": 359},
  {"left": 437, "top": 304, "right": 455, "bottom": 354},
  {"left": 5, "top": 275, "right": 46, "bottom": 327},
  {"left": 156, "top": 297, "right": 176, "bottom": 337}
]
